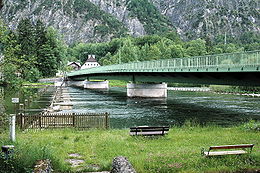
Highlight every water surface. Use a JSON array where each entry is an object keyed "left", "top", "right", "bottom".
[{"left": 61, "top": 87, "right": 260, "bottom": 128}]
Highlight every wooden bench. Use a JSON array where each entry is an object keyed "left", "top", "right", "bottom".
[
  {"left": 202, "top": 144, "right": 254, "bottom": 157},
  {"left": 130, "top": 126, "right": 169, "bottom": 136}
]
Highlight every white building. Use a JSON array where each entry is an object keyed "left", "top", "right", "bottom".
[{"left": 81, "top": 55, "right": 100, "bottom": 69}]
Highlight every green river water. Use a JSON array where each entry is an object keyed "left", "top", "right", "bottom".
[{"left": 1, "top": 86, "right": 260, "bottom": 129}]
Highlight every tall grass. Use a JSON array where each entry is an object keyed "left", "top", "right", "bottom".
[
  {"left": 0, "top": 123, "right": 259, "bottom": 173},
  {"left": 0, "top": 130, "right": 68, "bottom": 173}
]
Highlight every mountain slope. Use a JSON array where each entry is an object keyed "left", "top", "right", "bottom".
[
  {"left": 1, "top": 0, "right": 259, "bottom": 44},
  {"left": 151, "top": 0, "right": 259, "bottom": 39}
]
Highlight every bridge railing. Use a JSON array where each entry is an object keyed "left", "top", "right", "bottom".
[
  {"left": 120, "top": 51, "right": 260, "bottom": 70},
  {"left": 68, "top": 50, "right": 260, "bottom": 76}
]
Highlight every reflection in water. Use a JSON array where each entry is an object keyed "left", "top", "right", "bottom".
[
  {"left": 0, "top": 86, "right": 55, "bottom": 115},
  {"left": 60, "top": 87, "right": 260, "bottom": 128}
]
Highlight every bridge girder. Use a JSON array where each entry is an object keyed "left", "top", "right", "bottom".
[{"left": 68, "top": 71, "right": 260, "bottom": 86}]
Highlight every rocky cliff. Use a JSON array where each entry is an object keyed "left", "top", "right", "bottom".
[
  {"left": 151, "top": 0, "right": 259, "bottom": 40},
  {"left": 1, "top": 0, "right": 259, "bottom": 44}
]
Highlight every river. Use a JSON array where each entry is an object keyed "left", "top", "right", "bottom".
[
  {"left": 1, "top": 86, "right": 260, "bottom": 129},
  {"left": 61, "top": 87, "right": 260, "bottom": 128}
]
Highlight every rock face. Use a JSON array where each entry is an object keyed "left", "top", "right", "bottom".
[
  {"left": 1, "top": 0, "right": 259, "bottom": 44},
  {"left": 151, "top": 0, "right": 259, "bottom": 39},
  {"left": 111, "top": 156, "right": 136, "bottom": 173},
  {"left": 89, "top": 0, "right": 146, "bottom": 37}
]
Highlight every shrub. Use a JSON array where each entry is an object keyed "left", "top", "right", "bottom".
[{"left": 242, "top": 120, "right": 260, "bottom": 132}]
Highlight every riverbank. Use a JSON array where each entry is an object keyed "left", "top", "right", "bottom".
[
  {"left": 0, "top": 123, "right": 259, "bottom": 173},
  {"left": 22, "top": 82, "right": 54, "bottom": 87}
]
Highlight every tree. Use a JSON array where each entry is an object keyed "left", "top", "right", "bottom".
[
  {"left": 139, "top": 43, "right": 151, "bottom": 61},
  {"left": 147, "top": 45, "right": 161, "bottom": 60},
  {"left": 17, "top": 19, "right": 36, "bottom": 57},
  {"left": 244, "top": 43, "right": 260, "bottom": 51},
  {"left": 163, "top": 31, "right": 182, "bottom": 44},
  {"left": 168, "top": 44, "right": 185, "bottom": 58},
  {"left": 37, "top": 44, "right": 57, "bottom": 77},
  {"left": 134, "top": 35, "right": 161, "bottom": 47},
  {"left": 239, "top": 32, "right": 260, "bottom": 44},
  {"left": 0, "top": 21, "right": 23, "bottom": 87},
  {"left": 99, "top": 52, "right": 112, "bottom": 65},
  {"left": 116, "top": 38, "right": 139, "bottom": 63},
  {"left": 35, "top": 27, "right": 66, "bottom": 77},
  {"left": 213, "top": 43, "right": 244, "bottom": 54},
  {"left": 185, "top": 39, "right": 207, "bottom": 56},
  {"left": 35, "top": 20, "right": 47, "bottom": 50},
  {"left": 154, "top": 38, "right": 173, "bottom": 59}
]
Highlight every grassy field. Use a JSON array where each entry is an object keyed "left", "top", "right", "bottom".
[
  {"left": 108, "top": 80, "right": 127, "bottom": 87},
  {"left": 0, "top": 123, "right": 259, "bottom": 173}
]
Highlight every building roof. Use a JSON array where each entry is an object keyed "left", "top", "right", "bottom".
[
  {"left": 67, "top": 62, "right": 81, "bottom": 67},
  {"left": 86, "top": 56, "right": 98, "bottom": 62}
]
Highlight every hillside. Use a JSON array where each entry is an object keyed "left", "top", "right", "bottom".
[{"left": 1, "top": 0, "right": 259, "bottom": 44}]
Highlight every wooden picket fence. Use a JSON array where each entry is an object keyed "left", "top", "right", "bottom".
[{"left": 17, "top": 112, "right": 109, "bottom": 130}]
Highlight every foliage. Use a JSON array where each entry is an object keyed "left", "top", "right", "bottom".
[
  {"left": 213, "top": 31, "right": 260, "bottom": 52},
  {"left": 0, "top": 18, "right": 66, "bottom": 87},
  {"left": 185, "top": 39, "right": 207, "bottom": 56},
  {"left": 0, "top": 21, "right": 23, "bottom": 88},
  {"left": 70, "top": 30, "right": 259, "bottom": 67},
  {"left": 242, "top": 120, "right": 260, "bottom": 132},
  {"left": 23, "top": 67, "right": 41, "bottom": 83},
  {"left": 0, "top": 136, "right": 62, "bottom": 173},
  {"left": 117, "top": 38, "right": 139, "bottom": 63}
]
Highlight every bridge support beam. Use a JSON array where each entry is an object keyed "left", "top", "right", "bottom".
[
  {"left": 84, "top": 81, "right": 109, "bottom": 89},
  {"left": 127, "top": 83, "right": 167, "bottom": 98}
]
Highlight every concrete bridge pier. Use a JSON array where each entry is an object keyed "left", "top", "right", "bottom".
[
  {"left": 84, "top": 80, "right": 109, "bottom": 89},
  {"left": 127, "top": 83, "right": 167, "bottom": 98}
]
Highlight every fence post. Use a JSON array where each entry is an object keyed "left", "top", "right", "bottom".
[
  {"left": 72, "top": 113, "right": 75, "bottom": 127},
  {"left": 24, "top": 99, "right": 28, "bottom": 109},
  {"left": 19, "top": 103, "right": 24, "bottom": 115},
  {"left": 39, "top": 113, "right": 42, "bottom": 129},
  {"left": 105, "top": 112, "right": 109, "bottom": 129},
  {"left": 19, "top": 113, "right": 23, "bottom": 130}
]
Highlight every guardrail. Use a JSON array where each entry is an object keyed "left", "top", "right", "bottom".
[{"left": 68, "top": 50, "right": 260, "bottom": 77}]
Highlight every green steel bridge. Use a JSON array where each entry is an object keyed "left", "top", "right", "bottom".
[{"left": 67, "top": 50, "right": 260, "bottom": 86}]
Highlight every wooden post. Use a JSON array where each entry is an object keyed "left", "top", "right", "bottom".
[
  {"left": 72, "top": 113, "right": 75, "bottom": 127},
  {"left": 105, "top": 112, "right": 109, "bottom": 129},
  {"left": 19, "top": 103, "right": 24, "bottom": 115},
  {"left": 20, "top": 113, "right": 23, "bottom": 130},
  {"left": 39, "top": 114, "right": 42, "bottom": 129},
  {"left": 24, "top": 99, "right": 28, "bottom": 109},
  {"left": 29, "top": 96, "right": 32, "bottom": 107}
]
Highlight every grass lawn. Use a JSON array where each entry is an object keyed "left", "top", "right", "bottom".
[{"left": 0, "top": 125, "right": 259, "bottom": 173}]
